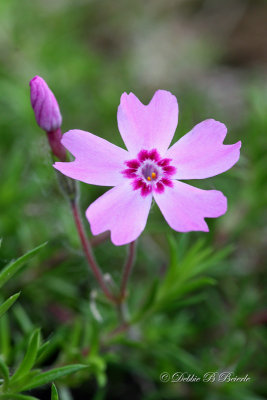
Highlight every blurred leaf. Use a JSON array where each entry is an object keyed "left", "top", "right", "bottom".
[
  {"left": 0, "top": 242, "right": 47, "bottom": 288},
  {"left": 58, "top": 386, "right": 73, "bottom": 400},
  {"left": 51, "top": 383, "right": 59, "bottom": 400},
  {"left": 0, "top": 395, "right": 40, "bottom": 400},
  {"left": 36, "top": 340, "right": 51, "bottom": 361},
  {"left": 131, "top": 279, "right": 159, "bottom": 323},
  {"left": 154, "top": 236, "right": 231, "bottom": 312},
  {"left": 36, "top": 326, "right": 69, "bottom": 365},
  {"left": 10, "top": 328, "right": 40, "bottom": 383},
  {"left": 0, "top": 356, "right": 9, "bottom": 385},
  {"left": 12, "top": 303, "right": 34, "bottom": 334},
  {"left": 0, "top": 292, "right": 20, "bottom": 318},
  {"left": 87, "top": 355, "right": 106, "bottom": 388},
  {"left": 22, "top": 364, "right": 88, "bottom": 391},
  {"left": 0, "top": 314, "right": 10, "bottom": 360}
]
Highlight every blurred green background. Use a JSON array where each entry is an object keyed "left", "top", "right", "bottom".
[{"left": 0, "top": 0, "right": 267, "bottom": 399}]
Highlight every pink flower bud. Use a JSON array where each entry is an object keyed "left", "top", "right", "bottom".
[
  {"left": 29, "top": 76, "right": 62, "bottom": 132},
  {"left": 30, "top": 76, "right": 66, "bottom": 161}
]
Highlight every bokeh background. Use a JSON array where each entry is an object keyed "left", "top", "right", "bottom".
[{"left": 0, "top": 0, "right": 267, "bottom": 399}]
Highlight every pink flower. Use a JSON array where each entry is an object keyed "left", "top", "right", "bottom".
[
  {"left": 54, "top": 90, "right": 241, "bottom": 246},
  {"left": 30, "top": 76, "right": 62, "bottom": 132}
]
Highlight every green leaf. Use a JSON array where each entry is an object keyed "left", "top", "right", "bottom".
[
  {"left": 0, "top": 242, "right": 47, "bottom": 288},
  {"left": 0, "top": 314, "right": 10, "bottom": 359},
  {"left": 11, "top": 328, "right": 40, "bottom": 383},
  {"left": 36, "top": 326, "right": 68, "bottom": 364},
  {"left": 12, "top": 303, "right": 34, "bottom": 334},
  {"left": 0, "top": 292, "right": 20, "bottom": 318},
  {"left": 51, "top": 383, "right": 59, "bottom": 400},
  {"left": 131, "top": 279, "right": 159, "bottom": 323},
  {"left": 0, "top": 395, "right": 40, "bottom": 400},
  {"left": 23, "top": 364, "right": 88, "bottom": 391},
  {"left": 36, "top": 340, "right": 51, "bottom": 361},
  {"left": 0, "top": 356, "right": 9, "bottom": 384}
]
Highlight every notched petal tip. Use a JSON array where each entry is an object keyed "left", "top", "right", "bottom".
[
  {"left": 53, "top": 161, "right": 64, "bottom": 170},
  {"left": 119, "top": 91, "right": 137, "bottom": 104},
  {"left": 154, "top": 181, "right": 228, "bottom": 234},
  {"left": 200, "top": 224, "right": 210, "bottom": 233},
  {"left": 212, "top": 191, "right": 228, "bottom": 217},
  {"left": 166, "top": 119, "right": 241, "bottom": 180},
  {"left": 236, "top": 140, "right": 242, "bottom": 150},
  {"left": 120, "top": 89, "right": 178, "bottom": 108},
  {"left": 153, "top": 88, "right": 177, "bottom": 98},
  {"left": 117, "top": 88, "right": 178, "bottom": 155},
  {"left": 86, "top": 183, "right": 152, "bottom": 246}
]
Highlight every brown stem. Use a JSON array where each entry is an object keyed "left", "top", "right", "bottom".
[
  {"left": 71, "top": 199, "right": 117, "bottom": 303},
  {"left": 120, "top": 241, "right": 136, "bottom": 301},
  {"left": 107, "top": 322, "right": 130, "bottom": 339}
]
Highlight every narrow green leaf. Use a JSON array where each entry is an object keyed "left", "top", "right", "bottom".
[
  {"left": 0, "top": 394, "right": 40, "bottom": 400},
  {"left": 131, "top": 279, "right": 159, "bottom": 323},
  {"left": 167, "top": 235, "right": 179, "bottom": 271},
  {"left": 178, "top": 277, "right": 217, "bottom": 295},
  {"left": 0, "top": 292, "right": 20, "bottom": 318},
  {"left": 156, "top": 293, "right": 207, "bottom": 312},
  {"left": 0, "top": 356, "right": 9, "bottom": 383},
  {"left": 12, "top": 303, "right": 34, "bottom": 334},
  {"left": 0, "top": 314, "right": 10, "bottom": 359},
  {"left": 36, "top": 326, "right": 68, "bottom": 364},
  {"left": 51, "top": 383, "right": 59, "bottom": 400},
  {"left": 165, "top": 277, "right": 216, "bottom": 302},
  {"left": 0, "top": 242, "right": 47, "bottom": 288},
  {"left": 11, "top": 329, "right": 40, "bottom": 382},
  {"left": 10, "top": 370, "right": 41, "bottom": 393},
  {"left": 23, "top": 364, "right": 88, "bottom": 391},
  {"left": 36, "top": 340, "right": 51, "bottom": 361}
]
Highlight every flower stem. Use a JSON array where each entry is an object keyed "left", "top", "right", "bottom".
[
  {"left": 120, "top": 241, "right": 136, "bottom": 301},
  {"left": 70, "top": 199, "right": 117, "bottom": 304}
]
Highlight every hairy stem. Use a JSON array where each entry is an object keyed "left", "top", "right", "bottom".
[
  {"left": 120, "top": 241, "right": 136, "bottom": 301},
  {"left": 71, "top": 199, "right": 117, "bottom": 303}
]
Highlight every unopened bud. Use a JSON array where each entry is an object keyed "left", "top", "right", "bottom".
[
  {"left": 30, "top": 76, "right": 62, "bottom": 131},
  {"left": 29, "top": 76, "right": 66, "bottom": 161}
]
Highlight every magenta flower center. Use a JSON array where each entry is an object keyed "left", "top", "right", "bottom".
[{"left": 122, "top": 149, "right": 176, "bottom": 197}]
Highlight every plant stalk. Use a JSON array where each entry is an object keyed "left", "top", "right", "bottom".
[
  {"left": 71, "top": 199, "right": 117, "bottom": 303},
  {"left": 120, "top": 241, "right": 136, "bottom": 301}
]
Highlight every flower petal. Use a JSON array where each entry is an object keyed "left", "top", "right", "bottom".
[
  {"left": 154, "top": 180, "right": 227, "bottom": 232},
  {"left": 166, "top": 119, "right": 241, "bottom": 179},
  {"left": 117, "top": 90, "right": 178, "bottom": 155},
  {"left": 86, "top": 182, "right": 152, "bottom": 246},
  {"left": 54, "top": 129, "right": 129, "bottom": 186}
]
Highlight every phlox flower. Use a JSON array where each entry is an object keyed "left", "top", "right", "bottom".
[{"left": 54, "top": 90, "right": 241, "bottom": 245}]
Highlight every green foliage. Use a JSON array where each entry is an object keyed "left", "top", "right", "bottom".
[
  {"left": 0, "top": 293, "right": 20, "bottom": 319},
  {"left": 132, "top": 237, "right": 231, "bottom": 321},
  {"left": 10, "top": 329, "right": 40, "bottom": 384},
  {"left": 51, "top": 384, "right": 59, "bottom": 400},
  {"left": 0, "top": 243, "right": 47, "bottom": 288},
  {"left": 0, "top": 395, "right": 40, "bottom": 400},
  {"left": 0, "top": 244, "right": 88, "bottom": 399},
  {"left": 0, "top": 304, "right": 87, "bottom": 397},
  {"left": 21, "top": 365, "right": 88, "bottom": 392}
]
